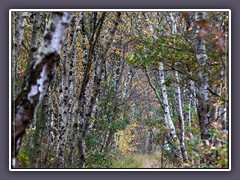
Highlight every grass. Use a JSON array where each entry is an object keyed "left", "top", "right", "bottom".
[{"left": 112, "top": 152, "right": 161, "bottom": 168}]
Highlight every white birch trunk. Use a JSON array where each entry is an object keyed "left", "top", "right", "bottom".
[
  {"left": 29, "top": 12, "right": 43, "bottom": 63},
  {"left": 195, "top": 12, "right": 211, "bottom": 140},
  {"left": 169, "top": 12, "right": 188, "bottom": 162},
  {"left": 65, "top": 14, "right": 82, "bottom": 167},
  {"left": 122, "top": 68, "right": 133, "bottom": 100},
  {"left": 17, "top": 12, "right": 28, "bottom": 47},
  {"left": 12, "top": 12, "right": 72, "bottom": 168},
  {"left": 57, "top": 39, "right": 69, "bottom": 168},
  {"left": 58, "top": 14, "right": 81, "bottom": 167},
  {"left": 12, "top": 12, "right": 28, "bottom": 96},
  {"left": 77, "top": 12, "right": 119, "bottom": 168},
  {"left": 158, "top": 63, "right": 183, "bottom": 164},
  {"left": 146, "top": 15, "right": 183, "bottom": 164}
]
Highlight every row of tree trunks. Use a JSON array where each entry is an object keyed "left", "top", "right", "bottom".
[
  {"left": 57, "top": 13, "right": 81, "bottom": 168},
  {"left": 77, "top": 12, "right": 113, "bottom": 168},
  {"left": 12, "top": 12, "right": 28, "bottom": 97},
  {"left": 12, "top": 12, "right": 72, "bottom": 168},
  {"left": 65, "top": 14, "right": 82, "bottom": 168}
]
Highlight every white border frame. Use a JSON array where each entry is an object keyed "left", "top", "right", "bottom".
[{"left": 9, "top": 9, "right": 231, "bottom": 171}]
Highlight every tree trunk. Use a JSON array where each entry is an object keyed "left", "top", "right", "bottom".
[
  {"left": 146, "top": 129, "right": 153, "bottom": 153},
  {"left": 57, "top": 38, "right": 69, "bottom": 168},
  {"left": 77, "top": 12, "right": 120, "bottom": 168},
  {"left": 169, "top": 12, "right": 189, "bottom": 163},
  {"left": 195, "top": 12, "right": 211, "bottom": 140},
  {"left": 12, "top": 12, "right": 28, "bottom": 97},
  {"left": 28, "top": 12, "right": 43, "bottom": 70},
  {"left": 158, "top": 62, "right": 183, "bottom": 165},
  {"left": 146, "top": 16, "right": 183, "bottom": 165},
  {"left": 32, "top": 94, "right": 49, "bottom": 168},
  {"left": 12, "top": 12, "right": 72, "bottom": 168}
]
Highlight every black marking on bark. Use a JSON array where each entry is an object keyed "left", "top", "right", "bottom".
[
  {"left": 31, "top": 47, "right": 37, "bottom": 52},
  {"left": 44, "top": 32, "right": 52, "bottom": 42},
  {"left": 61, "top": 22, "right": 69, "bottom": 27},
  {"left": 50, "top": 22, "right": 56, "bottom": 32},
  {"left": 53, "top": 12, "right": 64, "bottom": 17}
]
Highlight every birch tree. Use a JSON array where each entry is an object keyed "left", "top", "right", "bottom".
[
  {"left": 57, "top": 14, "right": 82, "bottom": 168},
  {"left": 77, "top": 12, "right": 121, "bottom": 168},
  {"left": 169, "top": 12, "right": 189, "bottom": 163},
  {"left": 77, "top": 12, "right": 108, "bottom": 168},
  {"left": 146, "top": 13, "right": 183, "bottom": 165},
  {"left": 12, "top": 12, "right": 28, "bottom": 97},
  {"left": 11, "top": 11, "right": 229, "bottom": 169},
  {"left": 12, "top": 12, "right": 72, "bottom": 167},
  {"left": 195, "top": 12, "right": 211, "bottom": 140}
]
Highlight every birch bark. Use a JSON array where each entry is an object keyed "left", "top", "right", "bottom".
[
  {"left": 12, "top": 12, "right": 28, "bottom": 97},
  {"left": 12, "top": 12, "right": 71, "bottom": 167},
  {"left": 169, "top": 12, "right": 189, "bottom": 163},
  {"left": 57, "top": 14, "right": 81, "bottom": 168},
  {"left": 158, "top": 62, "right": 183, "bottom": 164},
  {"left": 195, "top": 12, "right": 211, "bottom": 140},
  {"left": 78, "top": 12, "right": 121, "bottom": 168},
  {"left": 145, "top": 15, "right": 183, "bottom": 165}
]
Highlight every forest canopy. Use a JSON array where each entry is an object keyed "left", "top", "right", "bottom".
[{"left": 11, "top": 11, "right": 229, "bottom": 169}]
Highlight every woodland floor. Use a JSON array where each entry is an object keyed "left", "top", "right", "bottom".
[
  {"left": 142, "top": 158, "right": 160, "bottom": 168},
  {"left": 112, "top": 152, "right": 164, "bottom": 168}
]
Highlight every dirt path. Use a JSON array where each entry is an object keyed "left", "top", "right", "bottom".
[{"left": 142, "top": 158, "right": 160, "bottom": 168}]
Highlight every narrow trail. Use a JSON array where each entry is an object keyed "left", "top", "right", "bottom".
[{"left": 142, "top": 157, "right": 160, "bottom": 168}]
